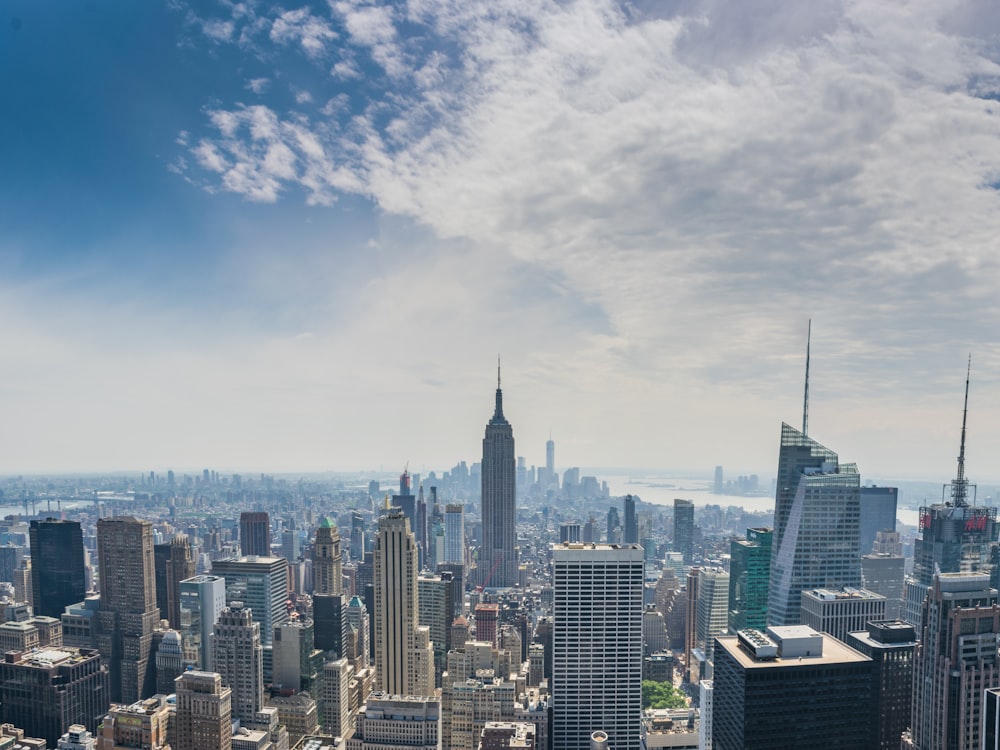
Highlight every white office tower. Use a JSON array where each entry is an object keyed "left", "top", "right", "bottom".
[
  {"left": 321, "top": 657, "right": 354, "bottom": 740},
  {"left": 553, "top": 543, "right": 644, "bottom": 750},
  {"left": 373, "top": 506, "right": 434, "bottom": 697},
  {"left": 696, "top": 567, "right": 729, "bottom": 669},
  {"left": 698, "top": 680, "right": 713, "bottom": 750},
  {"left": 179, "top": 574, "right": 226, "bottom": 670},
  {"left": 212, "top": 603, "right": 265, "bottom": 724}
]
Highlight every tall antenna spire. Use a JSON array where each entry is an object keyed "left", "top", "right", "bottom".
[
  {"left": 498, "top": 355, "right": 501, "bottom": 389},
  {"left": 492, "top": 357, "right": 506, "bottom": 422},
  {"left": 802, "top": 319, "right": 811, "bottom": 436},
  {"left": 952, "top": 355, "right": 972, "bottom": 507}
]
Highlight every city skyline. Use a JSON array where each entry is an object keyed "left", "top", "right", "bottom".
[{"left": 4, "top": 1, "right": 1000, "bottom": 478}]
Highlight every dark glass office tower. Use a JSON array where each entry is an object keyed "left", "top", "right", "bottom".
[
  {"left": 623, "top": 494, "right": 638, "bottom": 545},
  {"left": 859, "top": 486, "right": 898, "bottom": 555},
  {"left": 673, "top": 499, "right": 694, "bottom": 563},
  {"left": 479, "top": 366, "right": 517, "bottom": 589},
  {"left": 29, "top": 518, "right": 86, "bottom": 619},
  {"left": 239, "top": 512, "right": 271, "bottom": 557},
  {"left": 767, "top": 423, "right": 861, "bottom": 626},
  {"left": 154, "top": 534, "right": 195, "bottom": 629},
  {"left": 846, "top": 620, "right": 916, "bottom": 750}
]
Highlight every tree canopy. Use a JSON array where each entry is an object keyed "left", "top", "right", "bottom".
[{"left": 642, "top": 680, "right": 689, "bottom": 709}]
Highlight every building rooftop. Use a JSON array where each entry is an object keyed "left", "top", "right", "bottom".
[
  {"left": 802, "top": 587, "right": 885, "bottom": 601},
  {"left": 718, "top": 628, "right": 870, "bottom": 669}
]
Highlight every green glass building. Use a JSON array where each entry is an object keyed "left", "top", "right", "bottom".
[{"left": 728, "top": 527, "right": 772, "bottom": 633}]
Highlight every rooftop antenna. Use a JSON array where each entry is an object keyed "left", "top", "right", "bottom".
[
  {"left": 802, "top": 319, "right": 811, "bottom": 436},
  {"left": 951, "top": 356, "right": 972, "bottom": 507},
  {"left": 498, "top": 355, "right": 501, "bottom": 389}
]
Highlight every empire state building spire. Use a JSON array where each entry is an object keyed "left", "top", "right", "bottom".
[{"left": 493, "top": 356, "right": 507, "bottom": 423}]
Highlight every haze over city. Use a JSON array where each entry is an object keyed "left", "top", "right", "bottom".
[{"left": 4, "top": 0, "right": 1000, "bottom": 478}]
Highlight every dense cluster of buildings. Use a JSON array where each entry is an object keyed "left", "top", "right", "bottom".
[{"left": 0, "top": 360, "right": 998, "bottom": 750}]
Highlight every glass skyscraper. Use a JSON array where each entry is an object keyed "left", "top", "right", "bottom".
[
  {"left": 768, "top": 423, "right": 861, "bottom": 626},
  {"left": 728, "top": 527, "right": 772, "bottom": 633}
]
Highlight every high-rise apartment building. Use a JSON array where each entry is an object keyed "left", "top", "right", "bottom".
[
  {"left": 212, "top": 603, "right": 264, "bottom": 724},
  {"left": 154, "top": 534, "right": 195, "bottom": 629},
  {"left": 240, "top": 512, "right": 272, "bottom": 557},
  {"left": 727, "top": 527, "right": 772, "bottom": 633},
  {"left": 480, "top": 368, "right": 517, "bottom": 589},
  {"left": 684, "top": 566, "right": 701, "bottom": 684},
  {"left": 768, "top": 423, "right": 861, "bottom": 626},
  {"left": 623, "top": 494, "right": 638, "bottom": 545},
  {"left": 373, "top": 506, "right": 434, "bottom": 696},
  {"left": 211, "top": 555, "right": 288, "bottom": 646},
  {"left": 174, "top": 671, "right": 232, "bottom": 750},
  {"left": 313, "top": 518, "right": 343, "bottom": 596},
  {"left": 96, "top": 516, "right": 160, "bottom": 703},
  {"left": 674, "top": 499, "right": 694, "bottom": 564},
  {"left": 179, "top": 573, "right": 226, "bottom": 670},
  {"left": 444, "top": 505, "right": 465, "bottom": 565},
  {"left": 0, "top": 646, "right": 110, "bottom": 746},
  {"left": 846, "top": 620, "right": 916, "bottom": 750},
  {"left": 909, "top": 572, "right": 1000, "bottom": 750},
  {"left": 30, "top": 519, "right": 86, "bottom": 619},
  {"left": 552, "top": 543, "right": 643, "bottom": 750}
]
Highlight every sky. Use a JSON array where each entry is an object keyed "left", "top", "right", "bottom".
[{"left": 2, "top": 0, "right": 1000, "bottom": 481}]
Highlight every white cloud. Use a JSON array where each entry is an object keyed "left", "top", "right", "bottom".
[
  {"left": 270, "top": 7, "right": 338, "bottom": 59},
  {"left": 246, "top": 77, "right": 271, "bottom": 94},
  {"left": 173, "top": 0, "right": 1000, "bottom": 475}
]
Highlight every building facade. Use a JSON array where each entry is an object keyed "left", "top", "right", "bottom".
[
  {"left": 727, "top": 527, "right": 772, "bottom": 633},
  {"left": 713, "top": 626, "right": 873, "bottom": 750},
  {"left": 799, "top": 587, "right": 887, "bottom": 643},
  {"left": 174, "top": 671, "right": 232, "bottom": 750},
  {"left": 552, "top": 543, "right": 643, "bottom": 750},
  {"left": 211, "top": 556, "right": 289, "bottom": 647},
  {"left": 240, "top": 512, "right": 272, "bottom": 557},
  {"left": 179, "top": 573, "right": 227, "bottom": 670},
  {"left": 910, "top": 572, "right": 1000, "bottom": 750},
  {"left": 674, "top": 499, "right": 694, "bottom": 564}
]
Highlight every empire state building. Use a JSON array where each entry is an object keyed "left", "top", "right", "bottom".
[{"left": 480, "top": 365, "right": 517, "bottom": 588}]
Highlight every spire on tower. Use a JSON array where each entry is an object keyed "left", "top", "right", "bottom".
[
  {"left": 493, "top": 358, "right": 505, "bottom": 422},
  {"left": 950, "top": 356, "right": 973, "bottom": 507},
  {"left": 802, "top": 319, "right": 811, "bottom": 436}
]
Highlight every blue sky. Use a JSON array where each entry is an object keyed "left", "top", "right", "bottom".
[{"left": 3, "top": 0, "right": 1000, "bottom": 481}]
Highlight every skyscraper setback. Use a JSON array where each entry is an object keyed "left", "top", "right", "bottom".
[{"left": 479, "top": 365, "right": 517, "bottom": 589}]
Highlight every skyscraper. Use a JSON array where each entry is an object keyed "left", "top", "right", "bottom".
[
  {"left": 728, "top": 527, "right": 772, "bottom": 633},
  {"left": 373, "top": 505, "right": 434, "bottom": 696},
  {"left": 859, "top": 486, "right": 898, "bottom": 555},
  {"left": 713, "top": 626, "right": 873, "bottom": 750},
  {"left": 903, "top": 365, "right": 999, "bottom": 626},
  {"left": 239, "top": 512, "right": 271, "bottom": 557},
  {"left": 696, "top": 566, "right": 729, "bottom": 666},
  {"left": 552, "top": 543, "right": 643, "bottom": 750},
  {"left": 29, "top": 519, "right": 86, "bottom": 619},
  {"left": 674, "top": 499, "right": 694, "bottom": 564},
  {"left": 154, "top": 534, "right": 195, "bottom": 629},
  {"left": 179, "top": 574, "right": 227, "bottom": 670},
  {"left": 909, "top": 572, "right": 1000, "bottom": 750},
  {"left": 96, "top": 516, "right": 160, "bottom": 703},
  {"left": 212, "top": 603, "right": 264, "bottom": 724},
  {"left": 0, "top": 646, "right": 109, "bottom": 746},
  {"left": 444, "top": 504, "right": 465, "bottom": 565},
  {"left": 211, "top": 555, "right": 288, "bottom": 646},
  {"left": 313, "top": 518, "right": 343, "bottom": 596},
  {"left": 480, "top": 365, "right": 517, "bottom": 589},
  {"left": 174, "top": 671, "right": 232, "bottom": 750},
  {"left": 767, "top": 423, "right": 861, "bottom": 626},
  {"left": 623, "top": 494, "right": 638, "bottom": 545},
  {"left": 846, "top": 620, "right": 916, "bottom": 750}
]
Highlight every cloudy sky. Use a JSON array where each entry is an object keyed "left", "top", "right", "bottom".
[{"left": 2, "top": 0, "right": 1000, "bottom": 481}]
